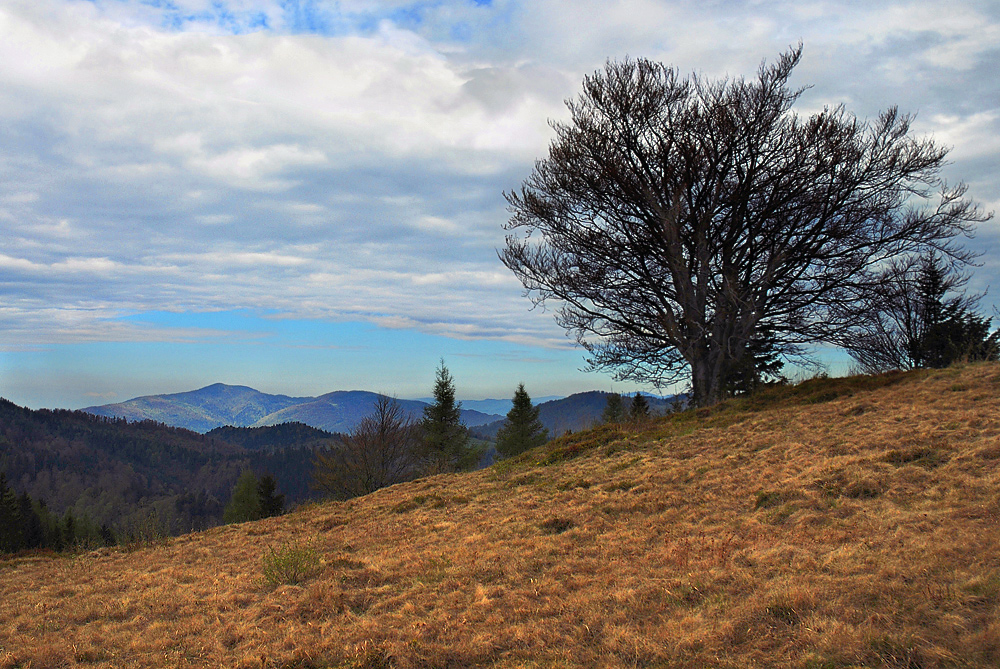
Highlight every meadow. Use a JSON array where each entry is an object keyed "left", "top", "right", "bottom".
[{"left": 2, "top": 363, "right": 1000, "bottom": 668}]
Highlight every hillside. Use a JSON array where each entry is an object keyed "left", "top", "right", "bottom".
[
  {"left": 4, "top": 363, "right": 1000, "bottom": 668},
  {"left": 207, "top": 422, "right": 342, "bottom": 450},
  {"left": 0, "top": 402, "right": 335, "bottom": 532},
  {"left": 84, "top": 385, "right": 503, "bottom": 434}
]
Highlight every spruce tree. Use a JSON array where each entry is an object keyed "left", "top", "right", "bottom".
[
  {"left": 0, "top": 473, "right": 23, "bottom": 553},
  {"left": 628, "top": 393, "right": 651, "bottom": 423},
  {"left": 257, "top": 474, "right": 285, "bottom": 518},
  {"left": 495, "top": 384, "right": 549, "bottom": 458},
  {"left": 223, "top": 470, "right": 262, "bottom": 524},
  {"left": 601, "top": 393, "right": 624, "bottom": 424},
  {"left": 18, "top": 493, "right": 43, "bottom": 549},
  {"left": 420, "top": 360, "right": 475, "bottom": 473}
]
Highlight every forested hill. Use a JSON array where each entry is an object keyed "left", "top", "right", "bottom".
[
  {"left": 206, "top": 422, "right": 341, "bottom": 450},
  {"left": 0, "top": 399, "right": 333, "bottom": 534}
]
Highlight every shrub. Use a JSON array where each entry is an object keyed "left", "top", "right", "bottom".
[
  {"left": 539, "top": 517, "right": 576, "bottom": 535},
  {"left": 261, "top": 541, "right": 322, "bottom": 587}
]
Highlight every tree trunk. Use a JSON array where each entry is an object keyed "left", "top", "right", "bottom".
[{"left": 690, "top": 355, "right": 718, "bottom": 407}]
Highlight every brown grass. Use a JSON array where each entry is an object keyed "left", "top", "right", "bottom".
[{"left": 4, "top": 363, "right": 1000, "bottom": 668}]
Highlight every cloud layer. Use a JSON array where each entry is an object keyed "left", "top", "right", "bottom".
[{"left": 1, "top": 0, "right": 999, "bottom": 394}]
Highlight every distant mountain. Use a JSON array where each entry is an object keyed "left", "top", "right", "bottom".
[
  {"left": 421, "top": 396, "right": 564, "bottom": 417},
  {"left": 250, "top": 391, "right": 502, "bottom": 433},
  {"left": 83, "top": 383, "right": 309, "bottom": 433},
  {"left": 84, "top": 385, "right": 504, "bottom": 434},
  {"left": 472, "top": 391, "right": 682, "bottom": 440}
]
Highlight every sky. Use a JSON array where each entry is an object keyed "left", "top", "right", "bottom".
[{"left": 1, "top": 0, "right": 999, "bottom": 409}]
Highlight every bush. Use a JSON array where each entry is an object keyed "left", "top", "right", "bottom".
[{"left": 261, "top": 541, "right": 322, "bottom": 587}]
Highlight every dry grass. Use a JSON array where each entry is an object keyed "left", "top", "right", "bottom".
[{"left": 4, "top": 363, "right": 1000, "bottom": 668}]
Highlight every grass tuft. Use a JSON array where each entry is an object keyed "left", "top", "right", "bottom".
[
  {"left": 538, "top": 517, "right": 576, "bottom": 534},
  {"left": 261, "top": 541, "right": 322, "bottom": 587}
]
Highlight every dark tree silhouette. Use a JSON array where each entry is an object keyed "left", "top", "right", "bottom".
[
  {"left": 601, "top": 393, "right": 624, "bottom": 424},
  {"left": 257, "top": 474, "right": 285, "bottom": 518},
  {"left": 628, "top": 393, "right": 650, "bottom": 423},
  {"left": 501, "top": 46, "right": 988, "bottom": 406}
]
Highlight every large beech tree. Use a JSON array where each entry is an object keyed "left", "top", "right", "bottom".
[{"left": 501, "top": 46, "right": 988, "bottom": 406}]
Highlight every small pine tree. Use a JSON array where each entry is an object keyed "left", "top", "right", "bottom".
[
  {"left": 224, "top": 470, "right": 262, "bottom": 524},
  {"left": 495, "top": 384, "right": 549, "bottom": 458},
  {"left": 601, "top": 393, "right": 624, "bottom": 424},
  {"left": 628, "top": 393, "right": 650, "bottom": 423},
  {"left": 420, "top": 360, "right": 477, "bottom": 473}
]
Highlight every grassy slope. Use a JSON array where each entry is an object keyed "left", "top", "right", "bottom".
[{"left": 3, "top": 363, "right": 1000, "bottom": 669}]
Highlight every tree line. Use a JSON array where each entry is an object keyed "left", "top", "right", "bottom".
[{"left": 312, "top": 361, "right": 551, "bottom": 500}]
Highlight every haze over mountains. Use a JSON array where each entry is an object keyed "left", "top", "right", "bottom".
[
  {"left": 83, "top": 383, "right": 680, "bottom": 437},
  {"left": 82, "top": 383, "right": 507, "bottom": 434}
]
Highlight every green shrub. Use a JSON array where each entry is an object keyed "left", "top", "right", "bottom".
[{"left": 261, "top": 541, "right": 322, "bottom": 587}]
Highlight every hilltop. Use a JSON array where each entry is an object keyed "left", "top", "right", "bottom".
[{"left": 4, "top": 363, "right": 1000, "bottom": 668}]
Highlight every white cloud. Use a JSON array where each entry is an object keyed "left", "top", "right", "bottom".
[{"left": 0, "top": 0, "right": 998, "bottom": 358}]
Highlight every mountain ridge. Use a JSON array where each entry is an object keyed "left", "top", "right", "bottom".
[{"left": 83, "top": 384, "right": 504, "bottom": 434}]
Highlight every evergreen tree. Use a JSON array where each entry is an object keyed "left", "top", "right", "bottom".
[
  {"left": 913, "top": 255, "right": 999, "bottom": 368},
  {"left": 0, "top": 473, "right": 23, "bottom": 553},
  {"left": 601, "top": 393, "right": 625, "bottom": 424},
  {"left": 420, "top": 360, "right": 476, "bottom": 473},
  {"left": 495, "top": 384, "right": 549, "bottom": 458},
  {"left": 223, "top": 470, "right": 262, "bottom": 524},
  {"left": 628, "top": 393, "right": 651, "bottom": 423},
  {"left": 18, "top": 493, "right": 43, "bottom": 549},
  {"left": 62, "top": 512, "right": 77, "bottom": 549},
  {"left": 257, "top": 474, "right": 285, "bottom": 518}
]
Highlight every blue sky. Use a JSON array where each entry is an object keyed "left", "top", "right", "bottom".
[{"left": 1, "top": 0, "right": 999, "bottom": 409}]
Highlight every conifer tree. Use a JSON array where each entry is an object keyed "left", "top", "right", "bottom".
[
  {"left": 628, "top": 393, "right": 651, "bottom": 423},
  {"left": 420, "top": 360, "right": 476, "bottom": 473},
  {"left": 495, "top": 384, "right": 549, "bottom": 458},
  {"left": 257, "top": 474, "right": 285, "bottom": 518},
  {"left": 18, "top": 493, "right": 43, "bottom": 550},
  {"left": 223, "top": 470, "right": 262, "bottom": 524},
  {"left": 601, "top": 393, "right": 625, "bottom": 424},
  {"left": 0, "top": 473, "right": 22, "bottom": 553}
]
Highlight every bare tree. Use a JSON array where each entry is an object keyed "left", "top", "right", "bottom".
[
  {"left": 313, "top": 395, "right": 420, "bottom": 499},
  {"left": 501, "top": 46, "right": 989, "bottom": 406}
]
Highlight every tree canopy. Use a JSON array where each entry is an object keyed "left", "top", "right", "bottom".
[{"left": 501, "top": 46, "right": 988, "bottom": 406}]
